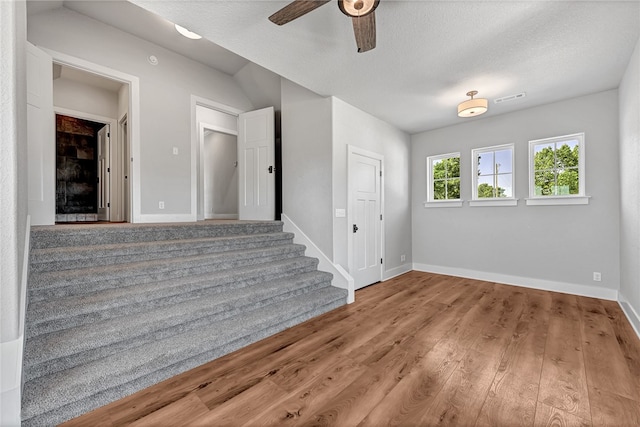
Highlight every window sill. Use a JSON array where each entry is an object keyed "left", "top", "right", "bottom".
[
  {"left": 525, "top": 196, "right": 590, "bottom": 206},
  {"left": 423, "top": 200, "right": 463, "bottom": 208},
  {"left": 469, "top": 199, "right": 518, "bottom": 207}
]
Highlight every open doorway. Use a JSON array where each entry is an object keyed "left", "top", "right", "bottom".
[
  {"left": 203, "top": 130, "right": 238, "bottom": 219},
  {"left": 52, "top": 63, "right": 130, "bottom": 223},
  {"left": 55, "top": 114, "right": 106, "bottom": 222}
]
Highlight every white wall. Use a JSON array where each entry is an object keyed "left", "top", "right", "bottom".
[
  {"left": 280, "top": 82, "right": 412, "bottom": 278},
  {"left": 619, "top": 36, "right": 640, "bottom": 331},
  {"left": 28, "top": 7, "right": 253, "bottom": 217},
  {"left": 203, "top": 132, "right": 238, "bottom": 217},
  {"left": 233, "top": 62, "right": 282, "bottom": 112},
  {"left": 1, "top": 1, "right": 28, "bottom": 424},
  {"left": 331, "top": 98, "right": 412, "bottom": 278},
  {"left": 412, "top": 90, "right": 620, "bottom": 299},
  {"left": 281, "top": 78, "right": 333, "bottom": 257},
  {"left": 53, "top": 77, "right": 119, "bottom": 119}
]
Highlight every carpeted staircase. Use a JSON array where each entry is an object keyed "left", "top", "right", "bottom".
[{"left": 22, "top": 221, "right": 347, "bottom": 426}]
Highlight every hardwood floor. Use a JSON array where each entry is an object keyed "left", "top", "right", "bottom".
[{"left": 62, "top": 271, "right": 640, "bottom": 426}]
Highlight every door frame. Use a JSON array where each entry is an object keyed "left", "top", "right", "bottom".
[
  {"left": 191, "top": 95, "right": 243, "bottom": 221},
  {"left": 118, "top": 114, "right": 130, "bottom": 222},
  {"left": 53, "top": 107, "right": 117, "bottom": 221},
  {"left": 45, "top": 48, "right": 141, "bottom": 222},
  {"left": 347, "top": 145, "right": 385, "bottom": 289},
  {"left": 96, "top": 124, "right": 111, "bottom": 221}
]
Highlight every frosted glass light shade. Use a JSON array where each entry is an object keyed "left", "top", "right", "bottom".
[
  {"left": 339, "top": 0, "right": 379, "bottom": 17},
  {"left": 175, "top": 24, "right": 202, "bottom": 40},
  {"left": 457, "top": 97, "right": 488, "bottom": 117}
]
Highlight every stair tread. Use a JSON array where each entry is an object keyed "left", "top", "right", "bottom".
[
  {"left": 30, "top": 221, "right": 284, "bottom": 249},
  {"left": 25, "top": 270, "right": 333, "bottom": 367},
  {"left": 22, "top": 286, "right": 347, "bottom": 420},
  {"left": 31, "top": 232, "right": 294, "bottom": 263},
  {"left": 28, "top": 243, "right": 307, "bottom": 292},
  {"left": 26, "top": 257, "right": 319, "bottom": 329}
]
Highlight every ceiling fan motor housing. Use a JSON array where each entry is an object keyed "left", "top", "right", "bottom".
[{"left": 338, "top": 0, "right": 380, "bottom": 18}]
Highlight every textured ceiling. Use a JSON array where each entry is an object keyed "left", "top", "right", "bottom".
[
  {"left": 27, "top": 1, "right": 250, "bottom": 75},
  {"left": 32, "top": 1, "right": 640, "bottom": 134},
  {"left": 129, "top": 0, "right": 640, "bottom": 133}
]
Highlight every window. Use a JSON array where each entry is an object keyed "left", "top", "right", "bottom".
[
  {"left": 471, "top": 144, "right": 516, "bottom": 206},
  {"left": 528, "top": 133, "right": 588, "bottom": 205},
  {"left": 426, "top": 152, "right": 461, "bottom": 205}
]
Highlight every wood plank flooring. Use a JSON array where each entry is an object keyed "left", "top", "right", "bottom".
[{"left": 61, "top": 271, "right": 640, "bottom": 426}]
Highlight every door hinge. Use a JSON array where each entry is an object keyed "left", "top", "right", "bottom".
[
  {"left": 107, "top": 167, "right": 110, "bottom": 173},
  {"left": 107, "top": 202, "right": 110, "bottom": 208},
  {"left": 107, "top": 132, "right": 110, "bottom": 138},
  {"left": 380, "top": 170, "right": 382, "bottom": 177},
  {"left": 381, "top": 258, "right": 383, "bottom": 264},
  {"left": 380, "top": 214, "right": 382, "bottom": 220}
]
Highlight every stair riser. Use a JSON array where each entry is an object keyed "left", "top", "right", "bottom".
[
  {"left": 30, "top": 234, "right": 295, "bottom": 273},
  {"left": 30, "top": 223, "right": 284, "bottom": 249},
  {"left": 24, "top": 277, "right": 333, "bottom": 382},
  {"left": 28, "top": 247, "right": 307, "bottom": 301},
  {"left": 26, "top": 260, "right": 321, "bottom": 338}
]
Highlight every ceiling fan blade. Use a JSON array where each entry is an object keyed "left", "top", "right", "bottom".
[
  {"left": 352, "top": 12, "right": 376, "bottom": 53},
  {"left": 269, "top": 0, "right": 331, "bottom": 25}
]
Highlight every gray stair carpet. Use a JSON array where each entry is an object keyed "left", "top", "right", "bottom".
[{"left": 22, "top": 221, "right": 348, "bottom": 426}]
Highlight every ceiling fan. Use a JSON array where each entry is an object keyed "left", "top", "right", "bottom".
[{"left": 269, "top": 0, "right": 380, "bottom": 53}]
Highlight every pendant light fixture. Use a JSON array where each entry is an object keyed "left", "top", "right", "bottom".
[{"left": 457, "top": 90, "right": 488, "bottom": 117}]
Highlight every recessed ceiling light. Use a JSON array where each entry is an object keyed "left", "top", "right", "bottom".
[{"left": 174, "top": 24, "right": 202, "bottom": 40}]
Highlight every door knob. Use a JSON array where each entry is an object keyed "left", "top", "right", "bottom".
[{"left": 353, "top": 224, "right": 359, "bottom": 233}]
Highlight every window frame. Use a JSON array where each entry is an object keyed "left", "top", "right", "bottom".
[
  {"left": 425, "top": 152, "right": 462, "bottom": 207},
  {"left": 527, "top": 132, "right": 589, "bottom": 206},
  {"left": 470, "top": 143, "right": 517, "bottom": 207}
]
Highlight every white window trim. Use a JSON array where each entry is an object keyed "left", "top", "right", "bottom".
[
  {"left": 525, "top": 195, "right": 590, "bottom": 206},
  {"left": 527, "top": 132, "right": 588, "bottom": 206},
  {"left": 424, "top": 200, "right": 464, "bottom": 208},
  {"left": 425, "top": 152, "right": 462, "bottom": 207},
  {"left": 469, "top": 199, "right": 518, "bottom": 207},
  {"left": 470, "top": 143, "right": 516, "bottom": 207}
]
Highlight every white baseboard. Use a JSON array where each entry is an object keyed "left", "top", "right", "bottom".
[
  {"left": 618, "top": 292, "right": 640, "bottom": 340},
  {"left": 412, "top": 263, "right": 619, "bottom": 301},
  {"left": 205, "top": 214, "right": 239, "bottom": 220},
  {"left": 282, "top": 213, "right": 355, "bottom": 304},
  {"left": 135, "top": 213, "right": 197, "bottom": 223},
  {"left": 0, "top": 385, "right": 21, "bottom": 427},
  {"left": 384, "top": 263, "right": 412, "bottom": 281},
  {"left": 0, "top": 334, "right": 23, "bottom": 426}
]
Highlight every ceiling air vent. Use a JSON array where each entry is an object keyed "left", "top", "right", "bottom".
[{"left": 494, "top": 92, "right": 526, "bottom": 104}]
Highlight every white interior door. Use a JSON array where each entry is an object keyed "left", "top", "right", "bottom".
[
  {"left": 26, "top": 42, "right": 55, "bottom": 225},
  {"left": 97, "top": 124, "right": 110, "bottom": 221},
  {"left": 349, "top": 150, "right": 383, "bottom": 290},
  {"left": 238, "top": 106, "right": 275, "bottom": 220}
]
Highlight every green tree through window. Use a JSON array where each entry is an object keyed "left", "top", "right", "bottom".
[
  {"left": 477, "top": 182, "right": 506, "bottom": 198},
  {"left": 533, "top": 141, "right": 580, "bottom": 196},
  {"left": 432, "top": 156, "right": 460, "bottom": 200}
]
